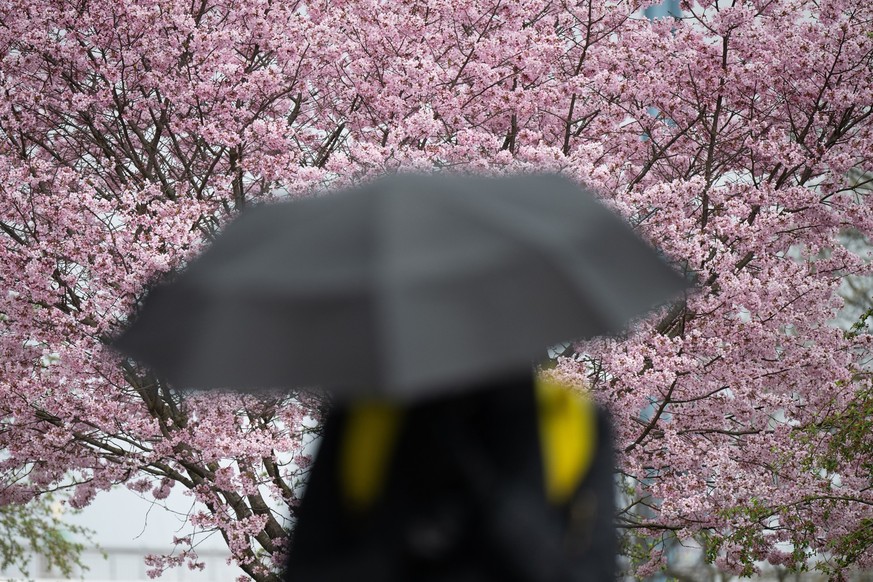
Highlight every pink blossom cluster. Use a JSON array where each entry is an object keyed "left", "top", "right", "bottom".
[{"left": 0, "top": 0, "right": 871, "bottom": 579}]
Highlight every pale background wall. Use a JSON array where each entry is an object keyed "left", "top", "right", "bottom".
[{"left": 1, "top": 486, "right": 240, "bottom": 581}]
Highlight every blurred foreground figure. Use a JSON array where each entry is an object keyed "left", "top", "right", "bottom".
[
  {"left": 112, "top": 173, "right": 688, "bottom": 580},
  {"left": 284, "top": 372, "right": 616, "bottom": 581}
]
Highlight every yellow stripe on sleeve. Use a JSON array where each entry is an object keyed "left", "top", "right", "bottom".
[
  {"left": 535, "top": 378, "right": 597, "bottom": 505},
  {"left": 339, "top": 401, "right": 403, "bottom": 512}
]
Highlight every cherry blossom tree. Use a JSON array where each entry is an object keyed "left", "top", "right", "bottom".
[{"left": 1, "top": 0, "right": 871, "bottom": 579}]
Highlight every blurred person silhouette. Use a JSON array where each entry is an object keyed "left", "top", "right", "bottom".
[
  {"left": 284, "top": 371, "right": 616, "bottom": 581},
  {"left": 112, "top": 173, "right": 690, "bottom": 581}
]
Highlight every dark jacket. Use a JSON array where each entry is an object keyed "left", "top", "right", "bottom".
[{"left": 284, "top": 373, "right": 616, "bottom": 581}]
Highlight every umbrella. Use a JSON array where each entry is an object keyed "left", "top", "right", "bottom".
[{"left": 113, "top": 172, "right": 690, "bottom": 399}]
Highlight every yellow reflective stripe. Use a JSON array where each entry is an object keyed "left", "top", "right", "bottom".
[
  {"left": 535, "top": 378, "right": 597, "bottom": 505},
  {"left": 338, "top": 381, "right": 597, "bottom": 510},
  {"left": 339, "top": 401, "right": 402, "bottom": 512}
]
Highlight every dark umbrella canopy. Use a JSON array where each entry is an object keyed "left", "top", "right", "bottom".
[{"left": 114, "top": 173, "right": 690, "bottom": 399}]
